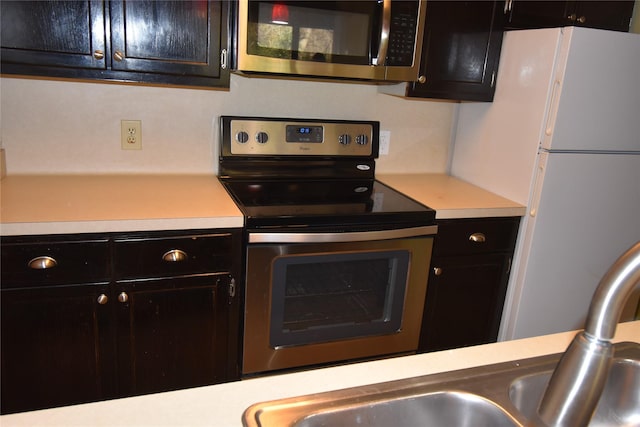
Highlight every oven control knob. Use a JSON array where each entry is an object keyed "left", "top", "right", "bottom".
[
  {"left": 255, "top": 131, "right": 269, "bottom": 144},
  {"left": 339, "top": 134, "right": 351, "bottom": 145},
  {"left": 356, "top": 134, "right": 369, "bottom": 145},
  {"left": 236, "top": 131, "right": 249, "bottom": 143}
]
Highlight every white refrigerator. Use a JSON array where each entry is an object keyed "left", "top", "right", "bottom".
[{"left": 450, "top": 27, "right": 640, "bottom": 340}]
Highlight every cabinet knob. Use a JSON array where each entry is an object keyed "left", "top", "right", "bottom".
[
  {"left": 118, "top": 292, "right": 129, "bottom": 303},
  {"left": 577, "top": 15, "right": 586, "bottom": 24},
  {"left": 97, "top": 294, "right": 109, "bottom": 305},
  {"left": 28, "top": 256, "right": 57, "bottom": 270},
  {"left": 93, "top": 50, "right": 105, "bottom": 60},
  {"left": 418, "top": 75, "right": 427, "bottom": 84},
  {"left": 568, "top": 13, "right": 577, "bottom": 22},
  {"left": 469, "top": 232, "right": 486, "bottom": 243},
  {"left": 113, "top": 50, "right": 125, "bottom": 62},
  {"left": 433, "top": 267, "right": 443, "bottom": 276},
  {"left": 162, "top": 249, "right": 188, "bottom": 262}
]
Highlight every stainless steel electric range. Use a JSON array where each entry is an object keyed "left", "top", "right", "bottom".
[{"left": 218, "top": 116, "right": 437, "bottom": 376}]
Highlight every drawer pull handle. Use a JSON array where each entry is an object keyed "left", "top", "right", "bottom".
[
  {"left": 433, "top": 267, "right": 443, "bottom": 276},
  {"left": 469, "top": 233, "right": 486, "bottom": 243},
  {"left": 118, "top": 292, "right": 129, "bottom": 303},
  {"left": 97, "top": 294, "right": 109, "bottom": 305},
  {"left": 162, "top": 249, "right": 187, "bottom": 262},
  {"left": 28, "top": 256, "right": 57, "bottom": 270}
]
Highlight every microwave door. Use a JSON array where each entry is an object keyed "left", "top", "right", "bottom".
[{"left": 234, "top": 0, "right": 389, "bottom": 81}]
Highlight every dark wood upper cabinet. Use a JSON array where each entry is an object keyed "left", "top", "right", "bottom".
[
  {"left": 0, "top": 1, "right": 230, "bottom": 88},
  {"left": 0, "top": 1, "right": 107, "bottom": 69},
  {"left": 384, "top": 1, "right": 505, "bottom": 102},
  {"left": 505, "top": 1, "right": 635, "bottom": 32},
  {"left": 109, "top": 1, "right": 225, "bottom": 79},
  {"left": 505, "top": 1, "right": 572, "bottom": 28}
]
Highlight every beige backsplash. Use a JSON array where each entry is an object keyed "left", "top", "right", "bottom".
[{"left": 0, "top": 75, "right": 456, "bottom": 176}]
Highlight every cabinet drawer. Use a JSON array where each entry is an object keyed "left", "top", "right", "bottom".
[
  {"left": 1, "top": 239, "right": 110, "bottom": 289},
  {"left": 433, "top": 217, "right": 520, "bottom": 256},
  {"left": 114, "top": 233, "right": 233, "bottom": 280}
]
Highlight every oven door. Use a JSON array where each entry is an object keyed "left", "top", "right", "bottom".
[{"left": 243, "top": 226, "right": 435, "bottom": 375}]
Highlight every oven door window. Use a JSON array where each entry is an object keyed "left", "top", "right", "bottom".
[
  {"left": 270, "top": 250, "right": 410, "bottom": 347},
  {"left": 247, "top": 1, "right": 380, "bottom": 65}
]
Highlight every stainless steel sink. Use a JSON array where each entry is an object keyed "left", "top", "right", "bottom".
[
  {"left": 242, "top": 342, "right": 640, "bottom": 427},
  {"left": 510, "top": 357, "right": 640, "bottom": 427},
  {"left": 294, "top": 391, "right": 519, "bottom": 427}
]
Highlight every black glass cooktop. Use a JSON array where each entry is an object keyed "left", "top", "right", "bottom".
[{"left": 221, "top": 179, "right": 435, "bottom": 230}]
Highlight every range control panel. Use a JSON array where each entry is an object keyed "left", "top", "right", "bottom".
[{"left": 222, "top": 116, "right": 379, "bottom": 157}]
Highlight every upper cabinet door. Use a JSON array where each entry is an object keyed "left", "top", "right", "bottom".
[
  {"left": 505, "top": 1, "right": 571, "bottom": 28},
  {"left": 571, "top": 1, "right": 635, "bottom": 32},
  {"left": 1, "top": 1, "right": 230, "bottom": 87},
  {"left": 109, "top": 1, "right": 224, "bottom": 79},
  {"left": 407, "top": 0, "right": 505, "bottom": 102},
  {"left": 506, "top": 1, "right": 635, "bottom": 32},
  {"left": 0, "top": 0, "right": 107, "bottom": 69}
]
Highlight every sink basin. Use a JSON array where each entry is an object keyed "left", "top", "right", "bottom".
[
  {"left": 243, "top": 342, "right": 640, "bottom": 427},
  {"left": 295, "top": 391, "right": 518, "bottom": 427},
  {"left": 509, "top": 358, "right": 640, "bottom": 427}
]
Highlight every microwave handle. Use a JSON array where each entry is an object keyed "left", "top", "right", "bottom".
[{"left": 372, "top": 0, "right": 391, "bottom": 66}]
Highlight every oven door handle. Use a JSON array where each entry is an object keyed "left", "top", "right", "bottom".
[{"left": 248, "top": 225, "right": 438, "bottom": 244}]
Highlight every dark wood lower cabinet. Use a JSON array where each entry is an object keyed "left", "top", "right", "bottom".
[
  {"left": 0, "top": 229, "right": 242, "bottom": 415},
  {"left": 1, "top": 283, "right": 115, "bottom": 414},
  {"left": 419, "top": 217, "right": 520, "bottom": 352},
  {"left": 116, "top": 275, "right": 231, "bottom": 396},
  {"left": 420, "top": 253, "right": 511, "bottom": 351}
]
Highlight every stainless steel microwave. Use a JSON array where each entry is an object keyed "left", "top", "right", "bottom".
[{"left": 231, "top": 0, "right": 427, "bottom": 82}]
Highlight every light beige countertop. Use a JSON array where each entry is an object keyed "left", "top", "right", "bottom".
[
  {"left": 378, "top": 173, "right": 526, "bottom": 219},
  {"left": 2, "top": 321, "right": 638, "bottom": 427},
  {"left": 0, "top": 174, "right": 244, "bottom": 235},
  {"left": 1, "top": 173, "right": 524, "bottom": 236}
]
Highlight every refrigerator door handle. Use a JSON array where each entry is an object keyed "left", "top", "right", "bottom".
[
  {"left": 529, "top": 159, "right": 547, "bottom": 217},
  {"left": 544, "top": 80, "right": 562, "bottom": 139}
]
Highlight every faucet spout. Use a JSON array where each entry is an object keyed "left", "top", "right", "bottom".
[{"left": 537, "top": 241, "right": 640, "bottom": 427}]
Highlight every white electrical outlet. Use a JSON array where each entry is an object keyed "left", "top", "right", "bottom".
[
  {"left": 379, "top": 130, "right": 391, "bottom": 155},
  {"left": 121, "top": 120, "right": 142, "bottom": 150}
]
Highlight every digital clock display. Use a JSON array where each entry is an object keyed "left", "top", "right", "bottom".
[{"left": 286, "top": 125, "right": 323, "bottom": 143}]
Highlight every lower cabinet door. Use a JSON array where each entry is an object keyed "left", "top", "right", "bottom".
[
  {"left": 419, "top": 253, "right": 511, "bottom": 352},
  {"left": 0, "top": 283, "right": 114, "bottom": 414},
  {"left": 115, "top": 274, "right": 230, "bottom": 396}
]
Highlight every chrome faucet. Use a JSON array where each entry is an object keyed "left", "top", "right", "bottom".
[{"left": 537, "top": 241, "right": 640, "bottom": 427}]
